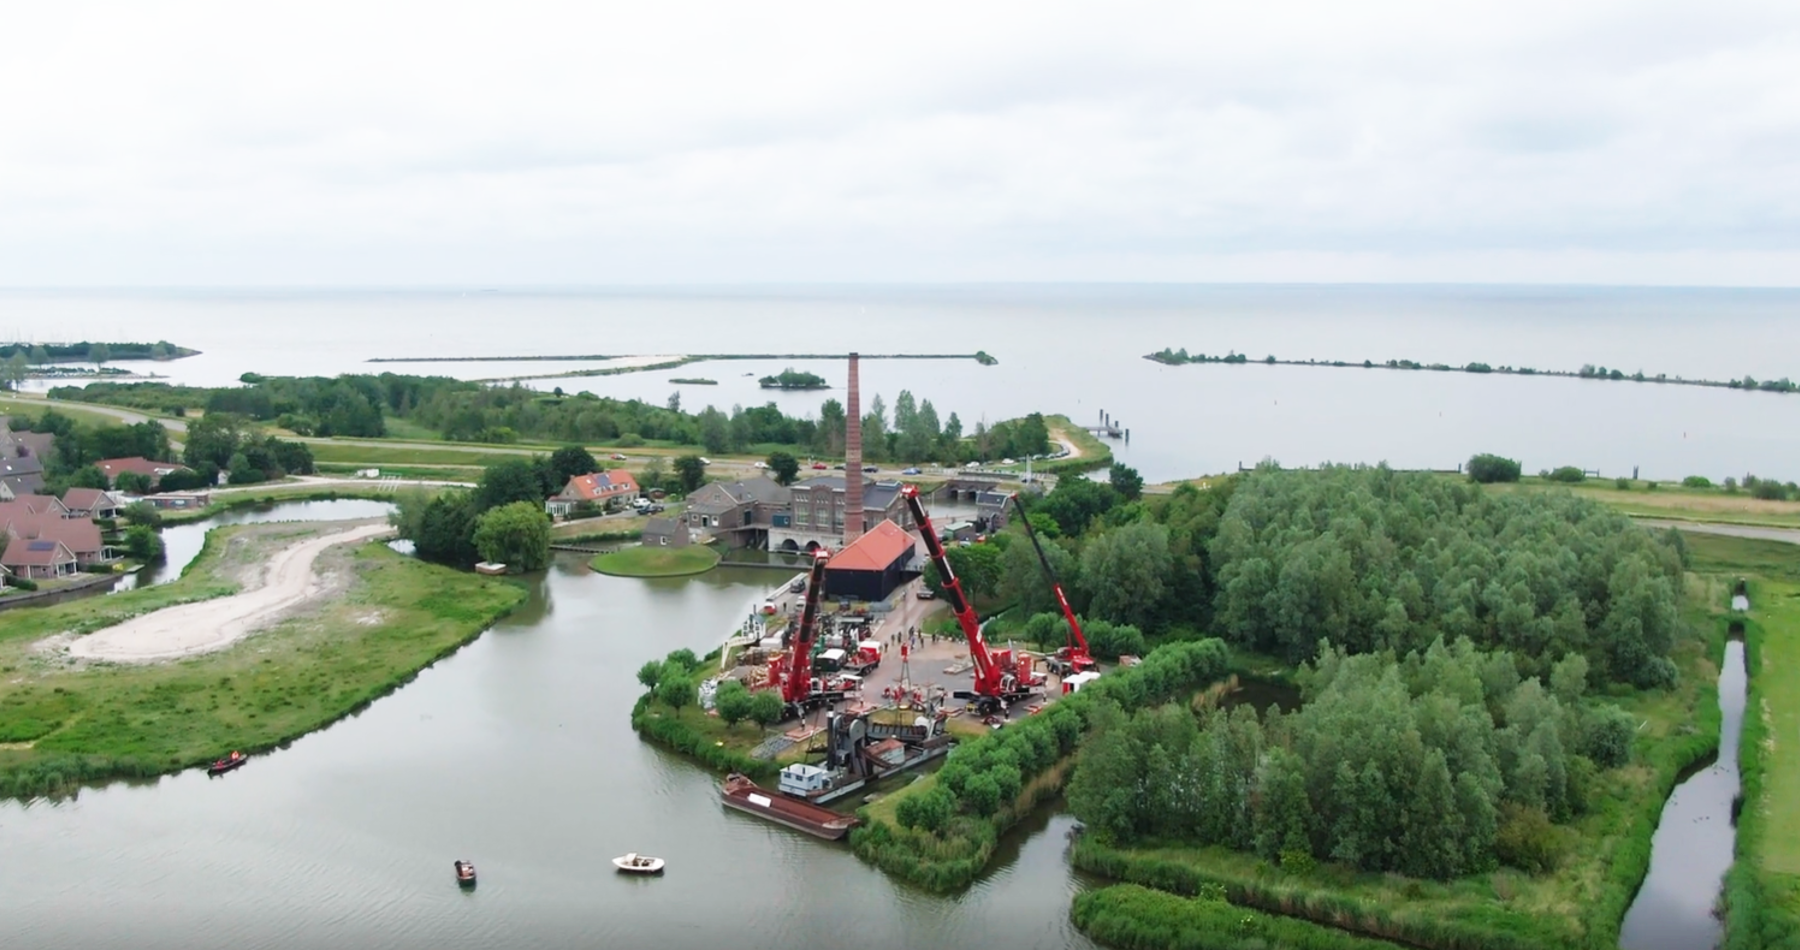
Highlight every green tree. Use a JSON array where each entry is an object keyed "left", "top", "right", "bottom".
[
  {"left": 673, "top": 455, "right": 707, "bottom": 493},
  {"left": 416, "top": 491, "right": 481, "bottom": 567},
  {"left": 476, "top": 458, "right": 550, "bottom": 511},
  {"left": 28, "top": 344, "right": 49, "bottom": 365},
  {"left": 815, "top": 398, "right": 846, "bottom": 456},
  {"left": 656, "top": 674, "right": 695, "bottom": 717},
  {"left": 123, "top": 524, "right": 165, "bottom": 562},
  {"left": 636, "top": 660, "right": 663, "bottom": 692},
  {"left": 121, "top": 500, "right": 162, "bottom": 527},
  {"left": 2, "top": 352, "right": 26, "bottom": 390},
  {"left": 1109, "top": 462, "right": 1145, "bottom": 502},
  {"left": 715, "top": 679, "right": 753, "bottom": 729},
  {"left": 182, "top": 413, "right": 245, "bottom": 470},
  {"left": 1467, "top": 454, "right": 1523, "bottom": 483},
  {"left": 748, "top": 689, "right": 784, "bottom": 732},
  {"left": 1079, "top": 522, "right": 1171, "bottom": 629},
  {"left": 227, "top": 452, "right": 267, "bottom": 485},
  {"left": 698, "top": 407, "right": 729, "bottom": 454},
  {"left": 88, "top": 342, "right": 111, "bottom": 364},
  {"left": 472, "top": 501, "right": 552, "bottom": 571},
  {"left": 549, "top": 445, "right": 599, "bottom": 486},
  {"left": 999, "top": 533, "right": 1075, "bottom": 617},
  {"left": 766, "top": 450, "right": 800, "bottom": 486},
  {"left": 68, "top": 465, "right": 110, "bottom": 490},
  {"left": 641, "top": 456, "right": 667, "bottom": 492}
]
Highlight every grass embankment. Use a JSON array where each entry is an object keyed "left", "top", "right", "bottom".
[
  {"left": 1704, "top": 535, "right": 1800, "bottom": 949},
  {"left": 305, "top": 440, "right": 534, "bottom": 468},
  {"left": 1487, "top": 479, "right": 1800, "bottom": 529},
  {"left": 156, "top": 484, "right": 418, "bottom": 525},
  {"left": 1070, "top": 573, "right": 1730, "bottom": 950},
  {"left": 0, "top": 534, "right": 525, "bottom": 798},
  {"left": 0, "top": 394, "right": 159, "bottom": 430},
  {"left": 590, "top": 545, "right": 720, "bottom": 577},
  {"left": 851, "top": 640, "right": 1231, "bottom": 892},
  {"left": 629, "top": 695, "right": 791, "bottom": 778},
  {"left": 1072, "top": 883, "right": 1407, "bottom": 950}
]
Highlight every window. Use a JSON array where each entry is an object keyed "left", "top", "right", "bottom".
[{"left": 795, "top": 508, "right": 809, "bottom": 526}]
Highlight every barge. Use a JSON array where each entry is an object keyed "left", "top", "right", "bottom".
[{"left": 720, "top": 773, "right": 860, "bottom": 840}]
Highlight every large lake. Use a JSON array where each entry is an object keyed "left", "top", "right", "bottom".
[{"left": 3, "top": 284, "right": 1797, "bottom": 482}]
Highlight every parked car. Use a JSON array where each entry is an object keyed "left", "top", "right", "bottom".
[
  {"left": 753, "top": 461, "right": 768, "bottom": 469},
  {"left": 916, "top": 588, "right": 937, "bottom": 600},
  {"left": 901, "top": 467, "right": 921, "bottom": 475},
  {"left": 833, "top": 464, "right": 846, "bottom": 470},
  {"left": 862, "top": 466, "right": 878, "bottom": 473},
  {"left": 789, "top": 577, "right": 806, "bottom": 593},
  {"left": 610, "top": 453, "right": 628, "bottom": 460},
  {"left": 698, "top": 457, "right": 712, "bottom": 465},
  {"left": 812, "top": 462, "right": 828, "bottom": 469}
]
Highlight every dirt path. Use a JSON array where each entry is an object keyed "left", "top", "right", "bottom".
[
  {"left": 1638, "top": 519, "right": 1800, "bottom": 545},
  {"left": 67, "top": 522, "right": 395, "bottom": 663}
]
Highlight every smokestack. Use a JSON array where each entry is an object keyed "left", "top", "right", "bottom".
[{"left": 844, "top": 352, "right": 864, "bottom": 541}]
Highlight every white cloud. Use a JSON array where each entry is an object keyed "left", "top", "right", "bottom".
[{"left": 1, "top": 0, "right": 1797, "bottom": 284}]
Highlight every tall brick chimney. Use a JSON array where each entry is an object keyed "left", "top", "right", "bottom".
[{"left": 844, "top": 352, "right": 864, "bottom": 542}]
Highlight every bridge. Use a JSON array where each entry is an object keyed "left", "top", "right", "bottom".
[{"left": 1082, "top": 410, "right": 1128, "bottom": 440}]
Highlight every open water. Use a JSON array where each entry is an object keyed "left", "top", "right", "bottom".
[{"left": 4, "top": 284, "right": 1798, "bottom": 482}]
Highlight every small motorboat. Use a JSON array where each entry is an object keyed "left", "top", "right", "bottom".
[
  {"left": 207, "top": 751, "right": 247, "bottom": 776},
  {"left": 612, "top": 852, "right": 665, "bottom": 875},
  {"left": 454, "top": 860, "right": 477, "bottom": 887}
]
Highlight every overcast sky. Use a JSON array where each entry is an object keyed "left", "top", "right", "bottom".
[{"left": 3, "top": 1, "right": 1798, "bottom": 286}]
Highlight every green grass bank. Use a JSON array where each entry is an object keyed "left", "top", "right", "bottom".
[
  {"left": 0, "top": 535, "right": 525, "bottom": 799},
  {"left": 1072, "top": 883, "right": 1407, "bottom": 950},
  {"left": 590, "top": 545, "right": 721, "bottom": 577}
]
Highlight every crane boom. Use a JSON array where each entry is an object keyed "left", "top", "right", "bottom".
[
  {"left": 1009, "top": 493, "right": 1092, "bottom": 669},
  {"left": 781, "top": 549, "right": 834, "bottom": 705},
  {"left": 899, "top": 485, "right": 1003, "bottom": 697}
]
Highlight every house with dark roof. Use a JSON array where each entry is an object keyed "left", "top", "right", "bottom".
[
  {"left": 0, "top": 424, "right": 51, "bottom": 497},
  {"left": 641, "top": 517, "right": 690, "bottom": 548},
  {"left": 96, "top": 457, "right": 191, "bottom": 490},
  {"left": 772, "top": 476, "right": 909, "bottom": 552},
  {"left": 2, "top": 537, "right": 77, "bottom": 579},
  {"left": 682, "top": 477, "right": 792, "bottom": 548},
  {"left": 822, "top": 519, "right": 919, "bottom": 602},
  {"left": 61, "top": 488, "right": 122, "bottom": 519},
  {"left": 545, "top": 469, "right": 640, "bottom": 519}
]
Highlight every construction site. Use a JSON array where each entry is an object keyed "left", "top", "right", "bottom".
[{"left": 682, "top": 354, "right": 1108, "bottom": 837}]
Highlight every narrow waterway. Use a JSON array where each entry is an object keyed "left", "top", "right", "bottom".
[
  {"left": 1619, "top": 638, "right": 1748, "bottom": 950},
  {"left": 2, "top": 503, "right": 1100, "bottom": 949},
  {"left": 110, "top": 499, "right": 400, "bottom": 591}
]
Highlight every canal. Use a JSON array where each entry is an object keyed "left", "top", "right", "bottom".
[{"left": 2, "top": 503, "right": 1101, "bottom": 950}]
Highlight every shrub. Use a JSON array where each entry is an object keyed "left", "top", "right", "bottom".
[
  {"left": 1614, "top": 477, "right": 1632, "bottom": 490},
  {"left": 1467, "top": 453, "right": 1523, "bottom": 484},
  {"left": 1585, "top": 704, "right": 1637, "bottom": 768},
  {"left": 1751, "top": 481, "right": 1789, "bottom": 501},
  {"left": 1546, "top": 466, "right": 1586, "bottom": 483},
  {"left": 1682, "top": 475, "right": 1713, "bottom": 488},
  {"left": 1494, "top": 804, "right": 1565, "bottom": 872}
]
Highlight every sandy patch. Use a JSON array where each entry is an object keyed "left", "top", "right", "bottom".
[{"left": 67, "top": 522, "right": 395, "bottom": 663}]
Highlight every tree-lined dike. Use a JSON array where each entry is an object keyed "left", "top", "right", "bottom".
[
  {"left": 1148, "top": 346, "right": 1800, "bottom": 397},
  {"left": 0, "top": 513, "right": 525, "bottom": 799}
]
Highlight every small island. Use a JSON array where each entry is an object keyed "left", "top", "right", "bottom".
[
  {"left": 758, "top": 368, "right": 829, "bottom": 390},
  {"left": 669, "top": 377, "right": 718, "bottom": 385},
  {"left": 0, "top": 341, "right": 197, "bottom": 364}
]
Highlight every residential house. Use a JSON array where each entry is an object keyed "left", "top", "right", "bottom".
[
  {"left": 1, "top": 513, "right": 112, "bottom": 567},
  {"left": 1, "top": 537, "right": 77, "bottom": 579},
  {"left": 1, "top": 494, "right": 71, "bottom": 518},
  {"left": 0, "top": 424, "right": 51, "bottom": 497},
  {"left": 545, "top": 469, "right": 641, "bottom": 519},
  {"left": 772, "top": 476, "right": 909, "bottom": 552},
  {"left": 145, "top": 492, "right": 211, "bottom": 510},
  {"left": 681, "top": 478, "right": 792, "bottom": 548},
  {"left": 61, "top": 487, "right": 123, "bottom": 519},
  {"left": 97, "top": 457, "right": 192, "bottom": 490},
  {"left": 641, "top": 517, "right": 690, "bottom": 548}
]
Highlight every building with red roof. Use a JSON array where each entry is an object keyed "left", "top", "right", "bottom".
[
  {"left": 822, "top": 518, "right": 919, "bottom": 602},
  {"left": 545, "top": 469, "right": 641, "bottom": 519},
  {"left": 2, "top": 536, "right": 77, "bottom": 579},
  {"left": 96, "top": 457, "right": 191, "bottom": 489}
]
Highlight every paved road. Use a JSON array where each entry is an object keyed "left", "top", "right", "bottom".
[
  {"left": 4, "top": 392, "right": 189, "bottom": 432},
  {"left": 1638, "top": 519, "right": 1800, "bottom": 545}
]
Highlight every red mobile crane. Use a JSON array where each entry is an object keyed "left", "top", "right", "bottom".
[
  {"left": 1009, "top": 493, "right": 1096, "bottom": 677},
  {"left": 774, "top": 549, "right": 840, "bottom": 715},
  {"left": 900, "top": 484, "right": 1043, "bottom": 714}
]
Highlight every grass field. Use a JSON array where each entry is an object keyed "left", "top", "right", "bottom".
[
  {"left": 590, "top": 544, "right": 720, "bottom": 577},
  {"left": 305, "top": 441, "right": 532, "bottom": 467},
  {"left": 0, "top": 535, "right": 524, "bottom": 798},
  {"left": 1487, "top": 479, "right": 1800, "bottom": 528},
  {"left": 0, "top": 394, "right": 153, "bottom": 430}
]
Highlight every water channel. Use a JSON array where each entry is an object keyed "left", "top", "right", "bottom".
[
  {"left": 1619, "top": 637, "right": 1749, "bottom": 950},
  {"left": 2, "top": 502, "right": 1102, "bottom": 950}
]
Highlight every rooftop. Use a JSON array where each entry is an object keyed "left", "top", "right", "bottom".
[{"left": 826, "top": 519, "right": 917, "bottom": 573}]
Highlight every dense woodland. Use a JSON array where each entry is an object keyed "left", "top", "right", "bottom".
[{"left": 48, "top": 374, "right": 1051, "bottom": 464}]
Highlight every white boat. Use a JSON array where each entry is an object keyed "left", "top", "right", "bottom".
[{"left": 611, "top": 852, "right": 665, "bottom": 875}]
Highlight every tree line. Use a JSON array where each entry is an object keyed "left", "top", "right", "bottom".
[{"left": 1068, "top": 639, "right": 1638, "bottom": 880}]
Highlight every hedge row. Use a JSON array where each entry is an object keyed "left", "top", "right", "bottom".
[
  {"left": 1071, "top": 883, "right": 1407, "bottom": 950},
  {"left": 1069, "top": 624, "right": 1728, "bottom": 950},
  {"left": 1723, "top": 606, "right": 1800, "bottom": 949},
  {"left": 629, "top": 693, "right": 774, "bottom": 779},
  {"left": 852, "top": 638, "right": 1231, "bottom": 891}
]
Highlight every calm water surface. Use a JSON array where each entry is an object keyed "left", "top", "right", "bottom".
[
  {"left": 5, "top": 285, "right": 1798, "bottom": 482},
  {"left": 2, "top": 505, "right": 1099, "bottom": 950},
  {"left": 1619, "top": 639, "right": 1748, "bottom": 950}
]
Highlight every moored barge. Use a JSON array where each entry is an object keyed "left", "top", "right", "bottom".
[{"left": 719, "top": 773, "right": 860, "bottom": 840}]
